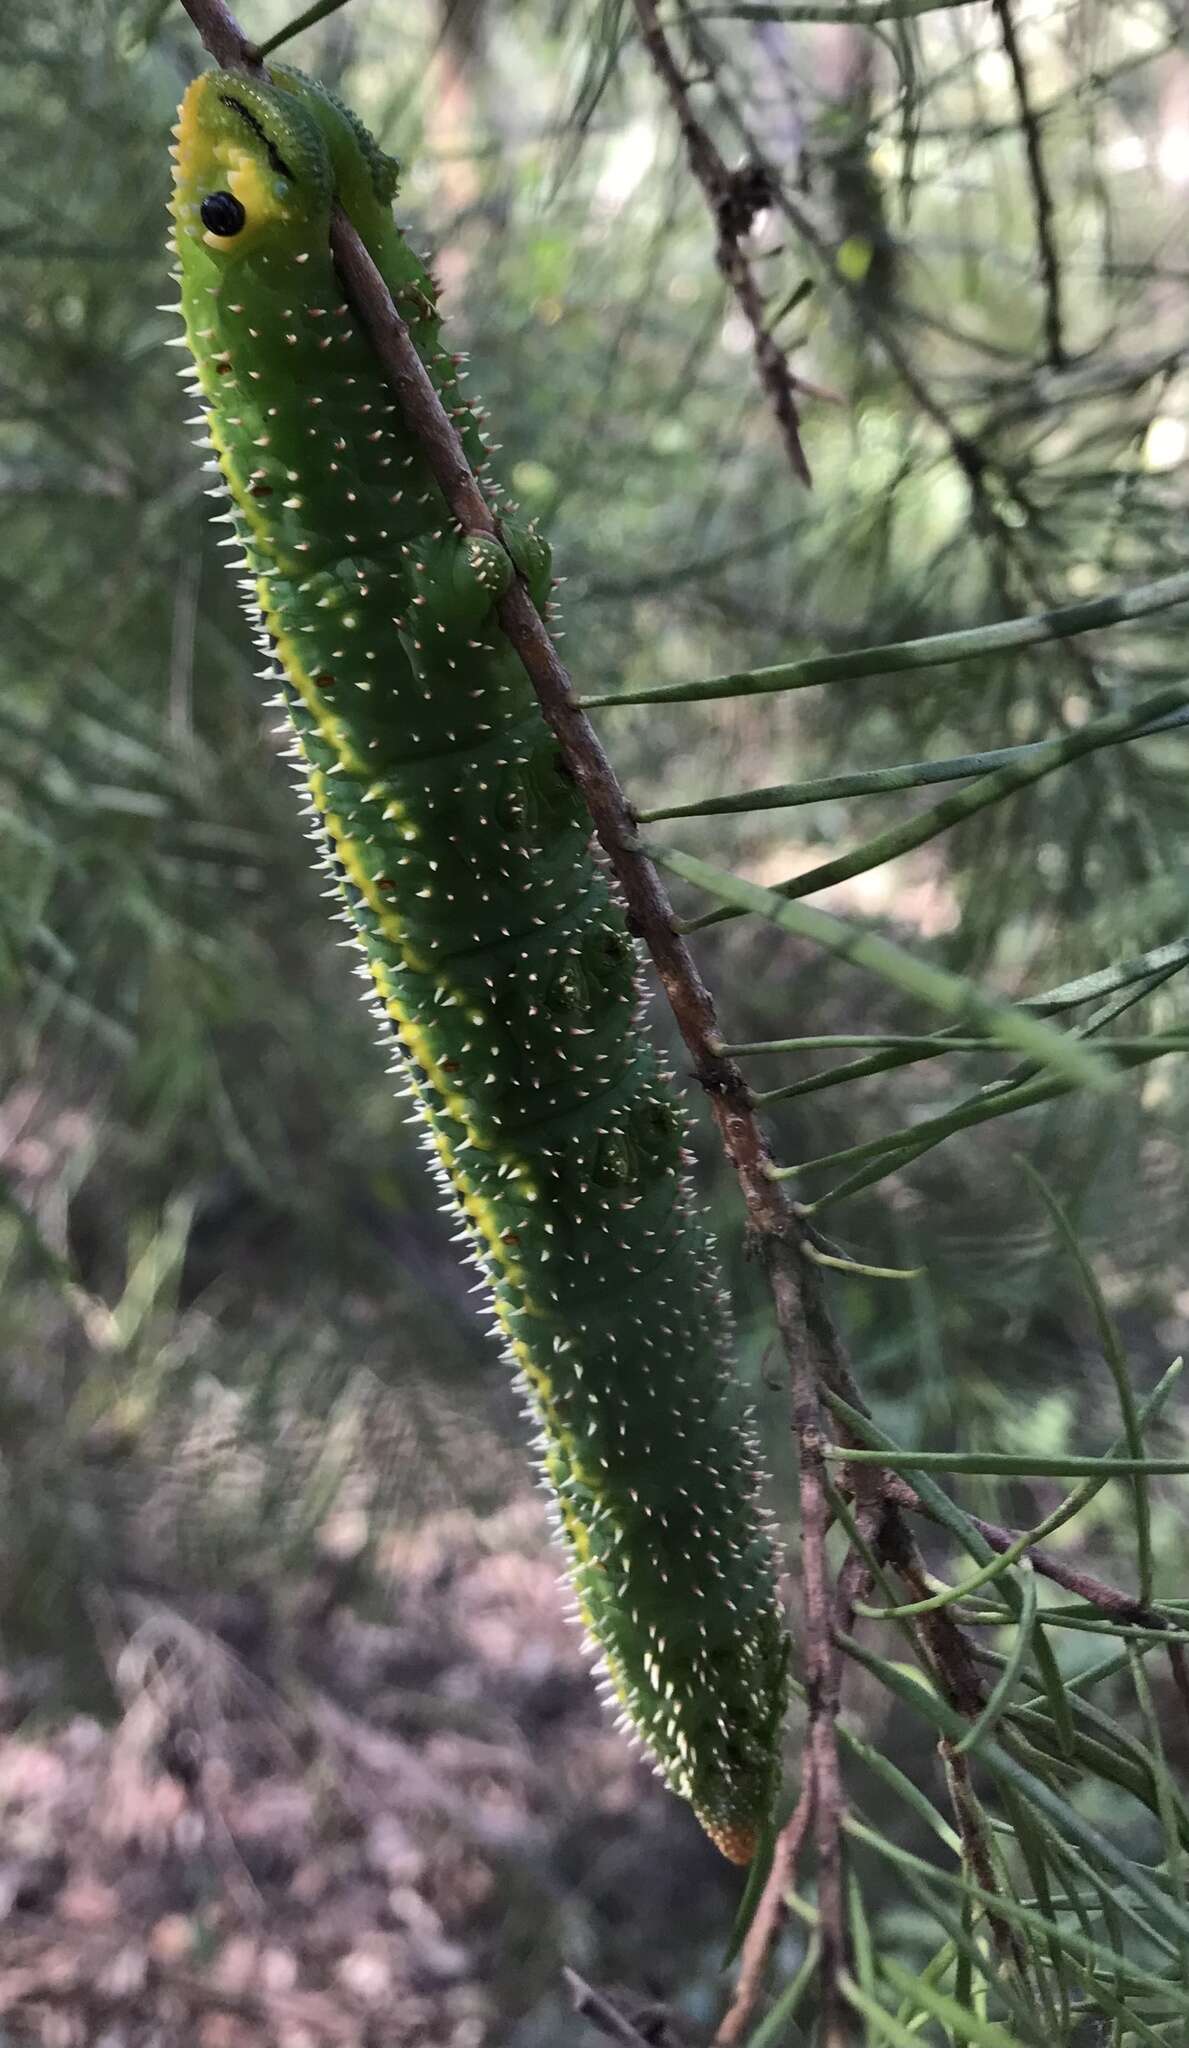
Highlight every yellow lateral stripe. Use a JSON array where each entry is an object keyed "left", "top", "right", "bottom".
[
  {"left": 302, "top": 767, "right": 546, "bottom": 1290},
  {"left": 268, "top": 603, "right": 370, "bottom": 776},
  {"left": 204, "top": 414, "right": 278, "bottom": 554},
  {"left": 392, "top": 1066, "right": 606, "bottom": 1528},
  {"left": 310, "top": 779, "right": 405, "bottom": 947},
  {"left": 370, "top": 959, "right": 476, "bottom": 1127}
]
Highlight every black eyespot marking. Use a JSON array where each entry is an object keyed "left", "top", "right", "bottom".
[{"left": 201, "top": 190, "right": 247, "bottom": 237}]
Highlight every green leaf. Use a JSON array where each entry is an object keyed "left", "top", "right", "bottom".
[
  {"left": 793, "top": 1045, "right": 1189, "bottom": 1210},
  {"left": 839, "top": 1637, "right": 1189, "bottom": 1952},
  {"left": 678, "top": 682, "right": 1189, "bottom": 934},
  {"left": 843, "top": 1967, "right": 1035, "bottom": 2048},
  {"left": 255, "top": 0, "right": 357, "bottom": 58},
  {"left": 847, "top": 1815, "right": 1189, "bottom": 2022},
  {"left": 743, "top": 1936, "right": 819, "bottom": 2048},
  {"left": 1127, "top": 1646, "right": 1189, "bottom": 1987},
  {"left": 649, "top": 846, "right": 1115, "bottom": 1093},
  {"left": 954, "top": 1563, "right": 1038, "bottom": 1756},
  {"left": 1019, "top": 1161, "right": 1154, "bottom": 1602},
  {"left": 827, "top": 1450, "right": 1189, "bottom": 1477},
  {"left": 880, "top": 1955, "right": 1038, "bottom": 2047},
  {"left": 1028, "top": 1627, "right": 1076, "bottom": 1763},
  {"left": 584, "top": 568, "right": 1189, "bottom": 708},
  {"left": 853, "top": 1355, "right": 1183, "bottom": 1622},
  {"left": 650, "top": 696, "right": 1186, "bottom": 864}
]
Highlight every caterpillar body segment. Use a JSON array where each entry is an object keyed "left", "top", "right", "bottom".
[{"left": 169, "top": 64, "right": 788, "bottom": 1860}]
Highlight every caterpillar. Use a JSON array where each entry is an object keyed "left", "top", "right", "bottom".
[{"left": 168, "top": 63, "right": 788, "bottom": 1862}]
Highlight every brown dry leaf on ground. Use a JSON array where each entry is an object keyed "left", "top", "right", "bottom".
[{"left": 0, "top": 1506, "right": 732, "bottom": 2046}]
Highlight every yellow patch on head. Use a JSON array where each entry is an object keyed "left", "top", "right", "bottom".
[
  {"left": 172, "top": 75, "right": 302, "bottom": 261},
  {"left": 216, "top": 146, "right": 291, "bottom": 246},
  {"left": 174, "top": 76, "right": 212, "bottom": 189}
]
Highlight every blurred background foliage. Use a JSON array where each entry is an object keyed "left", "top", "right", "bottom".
[{"left": 1, "top": 0, "right": 1187, "bottom": 2039}]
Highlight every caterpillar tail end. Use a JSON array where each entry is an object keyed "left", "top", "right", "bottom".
[{"left": 700, "top": 1815, "right": 759, "bottom": 1865}]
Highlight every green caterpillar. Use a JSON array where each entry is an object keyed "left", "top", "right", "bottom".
[{"left": 168, "top": 64, "right": 787, "bottom": 1861}]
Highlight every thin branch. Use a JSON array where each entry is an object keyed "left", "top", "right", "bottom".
[
  {"left": 715, "top": 1778, "right": 815, "bottom": 2045},
  {"left": 877, "top": 1514, "right": 1032, "bottom": 1978},
  {"left": 878, "top": 1512, "right": 987, "bottom": 1719},
  {"left": 176, "top": 0, "right": 254, "bottom": 64},
  {"left": 635, "top": 704, "right": 1189, "bottom": 821},
  {"left": 940, "top": 1741, "right": 1031, "bottom": 1980},
  {"left": 881, "top": 1473, "right": 1178, "bottom": 1631},
  {"left": 631, "top": 0, "right": 813, "bottom": 485},
  {"left": 716, "top": 1493, "right": 885, "bottom": 2043},
  {"left": 993, "top": 0, "right": 1066, "bottom": 369},
  {"left": 766, "top": 1251, "right": 851, "bottom": 2044},
  {"left": 662, "top": 15, "right": 1123, "bottom": 774},
  {"left": 582, "top": 566, "right": 1189, "bottom": 709},
  {"left": 256, "top": 0, "right": 353, "bottom": 57},
  {"left": 562, "top": 1969, "right": 658, "bottom": 2047},
  {"left": 677, "top": 681, "right": 1189, "bottom": 933}
]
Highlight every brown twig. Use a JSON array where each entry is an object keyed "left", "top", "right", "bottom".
[
  {"left": 715, "top": 1778, "right": 815, "bottom": 2046},
  {"left": 992, "top": 0, "right": 1066, "bottom": 369},
  {"left": 677, "top": 5, "right": 1135, "bottom": 847},
  {"left": 940, "top": 1743, "right": 1031, "bottom": 1981},
  {"left": 766, "top": 1255, "right": 850, "bottom": 2046},
  {"left": 873, "top": 1502, "right": 1040, "bottom": 1979},
  {"left": 177, "top": 0, "right": 256, "bottom": 63},
  {"left": 714, "top": 1504, "right": 882, "bottom": 2048},
  {"left": 563, "top": 1968, "right": 661, "bottom": 2047},
  {"left": 876, "top": 1512, "right": 987, "bottom": 1720},
  {"left": 630, "top": 0, "right": 813, "bottom": 486},
  {"left": 667, "top": 0, "right": 1118, "bottom": 830},
  {"left": 671, "top": 22, "right": 1000, "bottom": 506},
  {"left": 881, "top": 1472, "right": 1177, "bottom": 1630}
]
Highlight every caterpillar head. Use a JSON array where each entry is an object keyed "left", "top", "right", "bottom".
[
  {"left": 171, "top": 67, "right": 403, "bottom": 277},
  {"left": 171, "top": 72, "right": 332, "bottom": 267}
]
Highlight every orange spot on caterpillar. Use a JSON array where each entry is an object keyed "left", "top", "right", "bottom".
[{"left": 701, "top": 1818, "right": 758, "bottom": 1866}]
